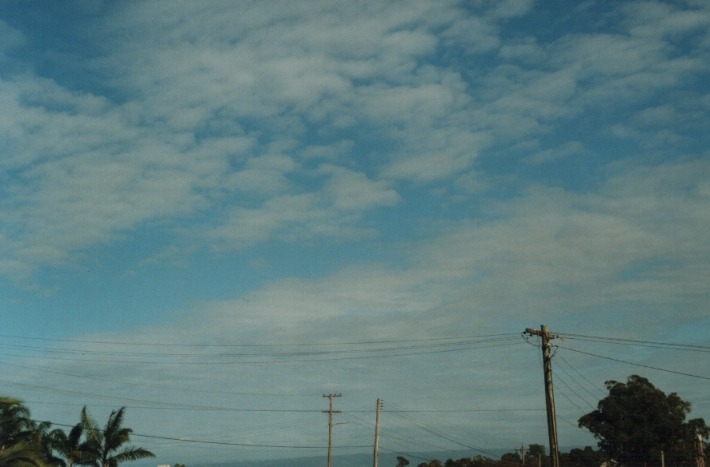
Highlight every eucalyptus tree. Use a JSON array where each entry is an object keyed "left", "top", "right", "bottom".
[
  {"left": 80, "top": 407, "right": 154, "bottom": 467},
  {"left": 578, "top": 375, "right": 709, "bottom": 467}
]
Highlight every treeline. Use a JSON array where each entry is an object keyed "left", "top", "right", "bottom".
[
  {"left": 4, "top": 375, "right": 708, "bottom": 467},
  {"left": 0, "top": 397, "right": 154, "bottom": 467},
  {"left": 396, "top": 445, "right": 604, "bottom": 467},
  {"left": 400, "top": 375, "right": 710, "bottom": 467}
]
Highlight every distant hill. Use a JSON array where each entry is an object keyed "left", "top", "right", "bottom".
[
  {"left": 134, "top": 446, "right": 594, "bottom": 467},
  {"left": 189, "top": 449, "right": 508, "bottom": 467}
]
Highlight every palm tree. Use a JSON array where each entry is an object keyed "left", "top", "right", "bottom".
[
  {"left": 80, "top": 407, "right": 154, "bottom": 467},
  {"left": 0, "top": 398, "right": 47, "bottom": 467},
  {"left": 31, "top": 421, "right": 64, "bottom": 467},
  {"left": 48, "top": 422, "right": 96, "bottom": 467},
  {"left": 0, "top": 440, "right": 47, "bottom": 467},
  {"left": 0, "top": 398, "right": 34, "bottom": 448}
]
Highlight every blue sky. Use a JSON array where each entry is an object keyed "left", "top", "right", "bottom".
[{"left": 1, "top": 0, "right": 709, "bottom": 464}]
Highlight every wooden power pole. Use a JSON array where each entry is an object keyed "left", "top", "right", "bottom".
[
  {"left": 373, "top": 398, "right": 383, "bottom": 467},
  {"left": 696, "top": 433, "right": 706, "bottom": 467},
  {"left": 524, "top": 325, "right": 560, "bottom": 467},
  {"left": 323, "top": 394, "right": 341, "bottom": 467}
]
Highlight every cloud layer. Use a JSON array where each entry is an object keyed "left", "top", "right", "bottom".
[{"left": 1, "top": 0, "right": 709, "bottom": 464}]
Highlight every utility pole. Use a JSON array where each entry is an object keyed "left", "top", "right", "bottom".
[
  {"left": 524, "top": 325, "right": 559, "bottom": 467},
  {"left": 696, "top": 433, "right": 706, "bottom": 467},
  {"left": 323, "top": 394, "right": 341, "bottom": 467},
  {"left": 373, "top": 398, "right": 383, "bottom": 467}
]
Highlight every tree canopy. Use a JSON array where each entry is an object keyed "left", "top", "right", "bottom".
[
  {"left": 0, "top": 398, "right": 154, "bottom": 467},
  {"left": 578, "top": 375, "right": 708, "bottom": 467},
  {"left": 80, "top": 407, "right": 154, "bottom": 467}
]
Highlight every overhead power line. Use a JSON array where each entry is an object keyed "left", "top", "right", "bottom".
[
  {"left": 386, "top": 403, "right": 498, "bottom": 458},
  {"left": 0, "top": 337, "right": 524, "bottom": 364},
  {"left": 43, "top": 420, "right": 366, "bottom": 450},
  {"left": 0, "top": 332, "right": 521, "bottom": 348},
  {"left": 558, "top": 346, "right": 710, "bottom": 380},
  {"left": 557, "top": 333, "right": 710, "bottom": 353}
]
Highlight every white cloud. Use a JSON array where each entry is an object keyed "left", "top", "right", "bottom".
[
  {"left": 623, "top": 1, "right": 710, "bottom": 38},
  {"left": 225, "top": 154, "right": 298, "bottom": 196},
  {"left": 26, "top": 157, "right": 710, "bottom": 453},
  {"left": 382, "top": 130, "right": 490, "bottom": 182},
  {"left": 319, "top": 165, "right": 400, "bottom": 211},
  {"left": 0, "top": 19, "right": 24, "bottom": 56},
  {"left": 485, "top": 0, "right": 535, "bottom": 20},
  {"left": 528, "top": 141, "right": 586, "bottom": 165},
  {"left": 2, "top": 0, "right": 508, "bottom": 275},
  {"left": 6, "top": 156, "right": 710, "bottom": 461},
  {"left": 197, "top": 157, "right": 710, "bottom": 346},
  {"left": 498, "top": 37, "right": 545, "bottom": 63},
  {"left": 207, "top": 162, "right": 399, "bottom": 249},
  {"left": 1, "top": 2, "right": 709, "bottom": 463},
  {"left": 1, "top": 0, "right": 708, "bottom": 284}
]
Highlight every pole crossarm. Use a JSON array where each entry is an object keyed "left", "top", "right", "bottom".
[{"left": 524, "top": 328, "right": 559, "bottom": 339}]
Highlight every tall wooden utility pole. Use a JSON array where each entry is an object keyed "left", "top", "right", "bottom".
[
  {"left": 524, "top": 325, "right": 560, "bottom": 467},
  {"left": 696, "top": 433, "right": 706, "bottom": 467},
  {"left": 323, "top": 394, "right": 341, "bottom": 467},
  {"left": 373, "top": 398, "right": 383, "bottom": 467}
]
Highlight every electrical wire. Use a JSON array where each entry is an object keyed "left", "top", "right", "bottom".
[
  {"left": 554, "top": 377, "right": 590, "bottom": 414},
  {"left": 0, "top": 332, "right": 522, "bottom": 348},
  {"left": 0, "top": 361, "right": 320, "bottom": 397},
  {"left": 0, "top": 335, "right": 524, "bottom": 364},
  {"left": 554, "top": 352, "right": 607, "bottom": 400},
  {"left": 557, "top": 333, "right": 710, "bottom": 353},
  {"left": 43, "top": 420, "right": 367, "bottom": 449},
  {"left": 386, "top": 402, "right": 500, "bottom": 458},
  {"left": 557, "top": 346, "right": 710, "bottom": 380},
  {"left": 0, "top": 378, "right": 327, "bottom": 412},
  {"left": 553, "top": 361, "right": 598, "bottom": 410}
]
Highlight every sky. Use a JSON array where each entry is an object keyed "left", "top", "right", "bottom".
[{"left": 1, "top": 0, "right": 709, "bottom": 465}]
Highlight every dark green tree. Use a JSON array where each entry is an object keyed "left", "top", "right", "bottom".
[
  {"left": 527, "top": 444, "right": 545, "bottom": 458},
  {"left": 81, "top": 407, "right": 154, "bottom": 467},
  {"left": 0, "top": 440, "right": 48, "bottom": 467},
  {"left": 559, "top": 446, "right": 603, "bottom": 467},
  {"left": 31, "top": 421, "right": 65, "bottom": 467},
  {"left": 0, "top": 397, "right": 47, "bottom": 467},
  {"left": 396, "top": 456, "right": 410, "bottom": 467},
  {"left": 417, "top": 460, "right": 442, "bottom": 467},
  {"left": 0, "top": 398, "right": 35, "bottom": 448},
  {"left": 47, "top": 421, "right": 97, "bottom": 467},
  {"left": 524, "top": 444, "right": 545, "bottom": 466},
  {"left": 469, "top": 455, "right": 497, "bottom": 467},
  {"left": 499, "top": 451, "right": 520, "bottom": 467},
  {"left": 578, "top": 375, "right": 709, "bottom": 467},
  {"left": 445, "top": 458, "right": 484, "bottom": 467}
]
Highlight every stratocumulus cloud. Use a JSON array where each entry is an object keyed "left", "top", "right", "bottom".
[{"left": 1, "top": 1, "right": 709, "bottom": 464}]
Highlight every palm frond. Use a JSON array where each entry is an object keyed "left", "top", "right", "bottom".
[
  {"left": 110, "top": 447, "right": 155, "bottom": 464},
  {"left": 0, "top": 439, "right": 47, "bottom": 467},
  {"left": 79, "top": 408, "right": 101, "bottom": 450}
]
